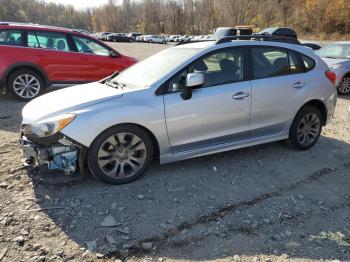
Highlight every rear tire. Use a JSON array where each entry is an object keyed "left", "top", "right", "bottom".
[
  {"left": 286, "top": 106, "right": 322, "bottom": 150},
  {"left": 8, "top": 69, "right": 44, "bottom": 101},
  {"left": 337, "top": 76, "right": 350, "bottom": 95},
  {"left": 87, "top": 125, "right": 154, "bottom": 185}
]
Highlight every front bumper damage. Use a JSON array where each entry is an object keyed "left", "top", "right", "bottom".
[{"left": 19, "top": 135, "right": 81, "bottom": 175}]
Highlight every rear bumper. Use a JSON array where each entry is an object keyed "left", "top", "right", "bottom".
[{"left": 19, "top": 135, "right": 79, "bottom": 175}]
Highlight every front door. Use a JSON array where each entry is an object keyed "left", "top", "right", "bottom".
[{"left": 164, "top": 47, "right": 252, "bottom": 152}]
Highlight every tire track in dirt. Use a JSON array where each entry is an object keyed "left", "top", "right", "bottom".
[{"left": 109, "top": 164, "right": 349, "bottom": 259}]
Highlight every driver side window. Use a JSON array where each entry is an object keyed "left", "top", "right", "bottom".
[
  {"left": 167, "top": 48, "right": 245, "bottom": 93},
  {"left": 72, "top": 35, "right": 110, "bottom": 56}
]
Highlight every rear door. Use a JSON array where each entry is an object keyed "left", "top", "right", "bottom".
[
  {"left": 249, "top": 46, "right": 309, "bottom": 137},
  {"left": 71, "top": 35, "right": 126, "bottom": 81},
  {"left": 164, "top": 47, "right": 252, "bottom": 152},
  {"left": 25, "top": 30, "right": 81, "bottom": 82}
]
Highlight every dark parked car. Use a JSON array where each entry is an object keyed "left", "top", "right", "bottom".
[
  {"left": 107, "top": 33, "right": 134, "bottom": 42},
  {"left": 256, "top": 27, "right": 298, "bottom": 39},
  {"left": 256, "top": 27, "right": 321, "bottom": 50}
]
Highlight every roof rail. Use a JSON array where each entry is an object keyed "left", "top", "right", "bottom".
[
  {"left": 216, "top": 35, "right": 301, "bottom": 45},
  {"left": 175, "top": 39, "right": 215, "bottom": 46},
  {"left": 0, "top": 21, "right": 74, "bottom": 32}
]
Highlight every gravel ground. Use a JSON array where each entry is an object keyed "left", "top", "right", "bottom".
[{"left": 0, "top": 42, "right": 350, "bottom": 262}]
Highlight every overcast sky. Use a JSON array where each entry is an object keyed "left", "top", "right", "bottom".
[{"left": 44, "top": 0, "right": 110, "bottom": 9}]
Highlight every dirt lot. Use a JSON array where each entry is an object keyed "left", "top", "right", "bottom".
[{"left": 0, "top": 42, "right": 350, "bottom": 262}]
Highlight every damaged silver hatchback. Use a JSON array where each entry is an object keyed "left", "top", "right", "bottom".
[{"left": 20, "top": 39, "right": 337, "bottom": 184}]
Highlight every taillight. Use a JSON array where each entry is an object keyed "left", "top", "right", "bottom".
[{"left": 325, "top": 70, "right": 336, "bottom": 85}]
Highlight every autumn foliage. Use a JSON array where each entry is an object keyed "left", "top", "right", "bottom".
[{"left": 0, "top": 0, "right": 349, "bottom": 38}]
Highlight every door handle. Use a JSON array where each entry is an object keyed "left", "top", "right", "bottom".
[
  {"left": 233, "top": 92, "right": 249, "bottom": 100},
  {"left": 293, "top": 81, "right": 305, "bottom": 89}
]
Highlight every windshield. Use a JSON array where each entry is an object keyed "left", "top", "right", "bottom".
[
  {"left": 112, "top": 48, "right": 201, "bottom": 88},
  {"left": 316, "top": 44, "right": 350, "bottom": 59}
]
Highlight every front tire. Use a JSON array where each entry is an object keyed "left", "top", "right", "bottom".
[
  {"left": 8, "top": 69, "right": 44, "bottom": 101},
  {"left": 287, "top": 106, "right": 322, "bottom": 150},
  {"left": 87, "top": 125, "right": 154, "bottom": 184},
  {"left": 337, "top": 76, "right": 350, "bottom": 95}
]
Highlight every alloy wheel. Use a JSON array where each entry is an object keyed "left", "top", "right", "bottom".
[
  {"left": 296, "top": 113, "right": 321, "bottom": 146},
  {"left": 338, "top": 77, "right": 350, "bottom": 94},
  {"left": 97, "top": 132, "right": 147, "bottom": 179},
  {"left": 13, "top": 74, "right": 41, "bottom": 99}
]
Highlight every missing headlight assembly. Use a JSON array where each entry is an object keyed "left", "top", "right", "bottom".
[{"left": 19, "top": 135, "right": 79, "bottom": 175}]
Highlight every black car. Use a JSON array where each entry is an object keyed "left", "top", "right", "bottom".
[
  {"left": 256, "top": 27, "right": 297, "bottom": 39},
  {"left": 255, "top": 27, "right": 321, "bottom": 50},
  {"left": 107, "top": 33, "right": 134, "bottom": 42}
]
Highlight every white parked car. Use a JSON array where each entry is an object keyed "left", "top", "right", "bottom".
[
  {"left": 316, "top": 41, "right": 350, "bottom": 94},
  {"left": 143, "top": 35, "right": 167, "bottom": 44},
  {"left": 20, "top": 37, "right": 337, "bottom": 184}
]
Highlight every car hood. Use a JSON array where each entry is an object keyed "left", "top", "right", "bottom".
[
  {"left": 22, "top": 82, "right": 124, "bottom": 124},
  {"left": 321, "top": 57, "right": 350, "bottom": 66}
]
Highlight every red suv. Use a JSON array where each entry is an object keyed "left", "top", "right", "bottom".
[{"left": 0, "top": 22, "right": 138, "bottom": 101}]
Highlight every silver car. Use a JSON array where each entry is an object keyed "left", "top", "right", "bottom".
[
  {"left": 317, "top": 41, "right": 350, "bottom": 95},
  {"left": 20, "top": 40, "right": 337, "bottom": 184},
  {"left": 143, "top": 35, "right": 167, "bottom": 44}
]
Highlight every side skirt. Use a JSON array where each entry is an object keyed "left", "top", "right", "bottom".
[{"left": 159, "top": 132, "right": 289, "bottom": 164}]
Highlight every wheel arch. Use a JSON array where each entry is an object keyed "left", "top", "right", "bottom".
[
  {"left": 296, "top": 99, "right": 328, "bottom": 126},
  {"left": 3, "top": 62, "right": 49, "bottom": 91}
]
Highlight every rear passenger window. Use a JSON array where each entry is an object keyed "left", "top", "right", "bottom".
[
  {"left": 27, "top": 31, "right": 69, "bottom": 51},
  {"left": 302, "top": 55, "right": 316, "bottom": 72},
  {"left": 252, "top": 47, "right": 303, "bottom": 79},
  {"left": 0, "top": 30, "right": 22, "bottom": 46}
]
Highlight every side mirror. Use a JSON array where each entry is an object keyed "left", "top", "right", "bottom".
[
  {"left": 180, "top": 73, "right": 204, "bottom": 100},
  {"left": 109, "top": 50, "right": 117, "bottom": 58}
]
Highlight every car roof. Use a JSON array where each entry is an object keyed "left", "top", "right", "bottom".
[
  {"left": 172, "top": 40, "right": 314, "bottom": 56},
  {"left": 0, "top": 21, "right": 86, "bottom": 36}
]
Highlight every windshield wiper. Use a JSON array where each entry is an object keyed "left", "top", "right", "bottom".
[
  {"left": 105, "top": 80, "right": 126, "bottom": 89},
  {"left": 324, "top": 56, "right": 340, "bottom": 59},
  {"left": 105, "top": 80, "right": 118, "bottom": 88}
]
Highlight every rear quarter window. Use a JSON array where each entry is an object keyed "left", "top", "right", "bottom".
[
  {"left": 302, "top": 55, "right": 316, "bottom": 72},
  {"left": 0, "top": 30, "right": 22, "bottom": 46}
]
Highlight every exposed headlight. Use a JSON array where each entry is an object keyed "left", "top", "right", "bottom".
[
  {"left": 330, "top": 64, "right": 342, "bottom": 70},
  {"left": 23, "top": 114, "right": 76, "bottom": 138}
]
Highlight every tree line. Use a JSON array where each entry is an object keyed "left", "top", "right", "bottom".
[{"left": 0, "top": 0, "right": 349, "bottom": 38}]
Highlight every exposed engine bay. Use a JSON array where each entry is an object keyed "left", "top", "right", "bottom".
[{"left": 19, "top": 136, "right": 79, "bottom": 175}]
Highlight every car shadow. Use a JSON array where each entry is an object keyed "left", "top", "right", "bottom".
[
  {"left": 30, "top": 134, "right": 350, "bottom": 261},
  {"left": 0, "top": 95, "right": 26, "bottom": 133}
]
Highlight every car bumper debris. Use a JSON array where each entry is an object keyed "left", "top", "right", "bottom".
[{"left": 19, "top": 136, "right": 79, "bottom": 175}]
